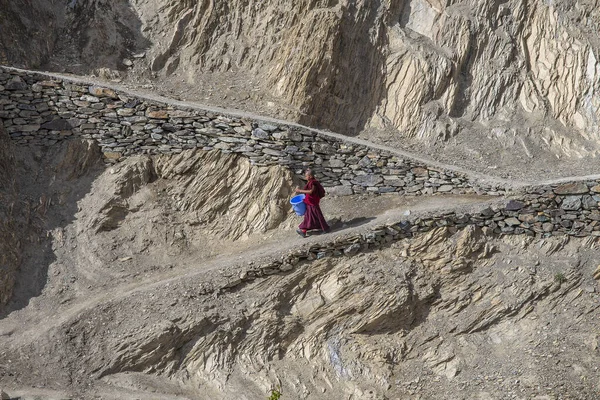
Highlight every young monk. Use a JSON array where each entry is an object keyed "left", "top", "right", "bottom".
[{"left": 294, "top": 168, "right": 330, "bottom": 237}]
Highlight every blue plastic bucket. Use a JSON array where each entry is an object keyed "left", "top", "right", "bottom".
[{"left": 290, "top": 194, "right": 306, "bottom": 216}]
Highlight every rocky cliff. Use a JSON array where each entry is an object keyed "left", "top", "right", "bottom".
[
  {"left": 0, "top": 0, "right": 600, "bottom": 162},
  {"left": 5, "top": 224, "right": 599, "bottom": 399},
  {"left": 3, "top": 0, "right": 600, "bottom": 162}
]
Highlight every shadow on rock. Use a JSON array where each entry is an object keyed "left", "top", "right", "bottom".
[
  {"left": 329, "top": 216, "right": 376, "bottom": 232},
  {"left": 0, "top": 137, "right": 105, "bottom": 318}
]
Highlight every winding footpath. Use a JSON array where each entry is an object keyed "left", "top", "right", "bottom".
[{"left": 0, "top": 195, "right": 495, "bottom": 349}]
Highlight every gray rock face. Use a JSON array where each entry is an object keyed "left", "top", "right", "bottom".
[{"left": 77, "top": 0, "right": 599, "bottom": 156}]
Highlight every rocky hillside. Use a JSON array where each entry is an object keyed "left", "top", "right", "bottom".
[
  {"left": 0, "top": 142, "right": 295, "bottom": 312},
  {"left": 2, "top": 0, "right": 600, "bottom": 162},
  {"left": 0, "top": 122, "right": 20, "bottom": 307},
  {"left": 3, "top": 222, "right": 600, "bottom": 399}
]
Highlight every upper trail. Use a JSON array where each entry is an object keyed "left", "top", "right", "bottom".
[{"left": 4, "top": 66, "right": 600, "bottom": 189}]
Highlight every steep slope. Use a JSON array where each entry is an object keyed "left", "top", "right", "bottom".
[
  {"left": 0, "top": 0, "right": 148, "bottom": 72},
  {"left": 0, "top": 146, "right": 296, "bottom": 313},
  {"left": 0, "top": 0, "right": 61, "bottom": 68},
  {"left": 97, "top": 0, "right": 600, "bottom": 157}
]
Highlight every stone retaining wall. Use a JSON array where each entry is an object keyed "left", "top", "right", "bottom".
[
  {"left": 0, "top": 67, "right": 507, "bottom": 196},
  {"left": 223, "top": 180, "right": 600, "bottom": 289}
]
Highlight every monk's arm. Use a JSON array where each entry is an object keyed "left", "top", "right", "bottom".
[{"left": 295, "top": 186, "right": 314, "bottom": 194}]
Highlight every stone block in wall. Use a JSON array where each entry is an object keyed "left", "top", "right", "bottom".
[
  {"left": 554, "top": 182, "right": 589, "bottom": 195},
  {"left": 258, "top": 123, "right": 278, "bottom": 132},
  {"left": 325, "top": 185, "right": 354, "bottom": 196},
  {"left": 144, "top": 109, "right": 168, "bottom": 119},
  {"left": 272, "top": 131, "right": 289, "bottom": 140},
  {"left": 410, "top": 167, "right": 429, "bottom": 177},
  {"left": 262, "top": 148, "right": 284, "bottom": 157},
  {"left": 5, "top": 78, "right": 27, "bottom": 91},
  {"left": 437, "top": 185, "right": 453, "bottom": 192},
  {"left": 218, "top": 136, "right": 246, "bottom": 144},
  {"left": 561, "top": 196, "right": 582, "bottom": 210},
  {"left": 116, "top": 108, "right": 136, "bottom": 117},
  {"left": 40, "top": 119, "right": 72, "bottom": 130},
  {"left": 17, "top": 124, "right": 40, "bottom": 132},
  {"left": 252, "top": 128, "right": 269, "bottom": 139},
  {"left": 405, "top": 184, "right": 423, "bottom": 193},
  {"left": 351, "top": 174, "right": 383, "bottom": 187},
  {"left": 325, "top": 159, "right": 345, "bottom": 168},
  {"left": 88, "top": 86, "right": 118, "bottom": 99},
  {"left": 313, "top": 143, "right": 336, "bottom": 155},
  {"left": 582, "top": 195, "right": 597, "bottom": 210}
]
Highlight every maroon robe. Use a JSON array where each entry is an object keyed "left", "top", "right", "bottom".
[{"left": 298, "top": 179, "right": 329, "bottom": 232}]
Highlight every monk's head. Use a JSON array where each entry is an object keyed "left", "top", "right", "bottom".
[{"left": 304, "top": 168, "right": 314, "bottom": 180}]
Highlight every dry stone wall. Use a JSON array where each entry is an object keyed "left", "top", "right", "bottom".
[
  {"left": 0, "top": 67, "right": 507, "bottom": 197},
  {"left": 3, "top": 68, "right": 600, "bottom": 292},
  {"left": 224, "top": 180, "right": 600, "bottom": 289}
]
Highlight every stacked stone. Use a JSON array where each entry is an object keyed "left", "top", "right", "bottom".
[
  {"left": 0, "top": 67, "right": 493, "bottom": 196},
  {"left": 222, "top": 184, "right": 600, "bottom": 290},
  {"left": 517, "top": 182, "right": 600, "bottom": 237},
  {"left": 0, "top": 71, "right": 66, "bottom": 146},
  {"left": 406, "top": 181, "right": 600, "bottom": 238}
]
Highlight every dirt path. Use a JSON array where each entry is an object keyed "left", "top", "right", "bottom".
[{"left": 0, "top": 194, "right": 493, "bottom": 350}]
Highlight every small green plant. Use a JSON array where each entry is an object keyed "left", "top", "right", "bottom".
[
  {"left": 554, "top": 272, "right": 567, "bottom": 284},
  {"left": 268, "top": 388, "right": 282, "bottom": 400}
]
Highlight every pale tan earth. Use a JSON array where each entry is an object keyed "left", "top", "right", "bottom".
[{"left": 3, "top": 1, "right": 600, "bottom": 399}]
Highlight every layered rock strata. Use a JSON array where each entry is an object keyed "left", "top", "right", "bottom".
[{"left": 2, "top": 1, "right": 600, "bottom": 161}]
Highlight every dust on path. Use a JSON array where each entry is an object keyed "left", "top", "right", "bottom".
[{"left": 0, "top": 194, "right": 492, "bottom": 349}]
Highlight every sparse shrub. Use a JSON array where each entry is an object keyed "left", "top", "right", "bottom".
[
  {"left": 268, "top": 388, "right": 282, "bottom": 400},
  {"left": 554, "top": 272, "right": 566, "bottom": 284}
]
